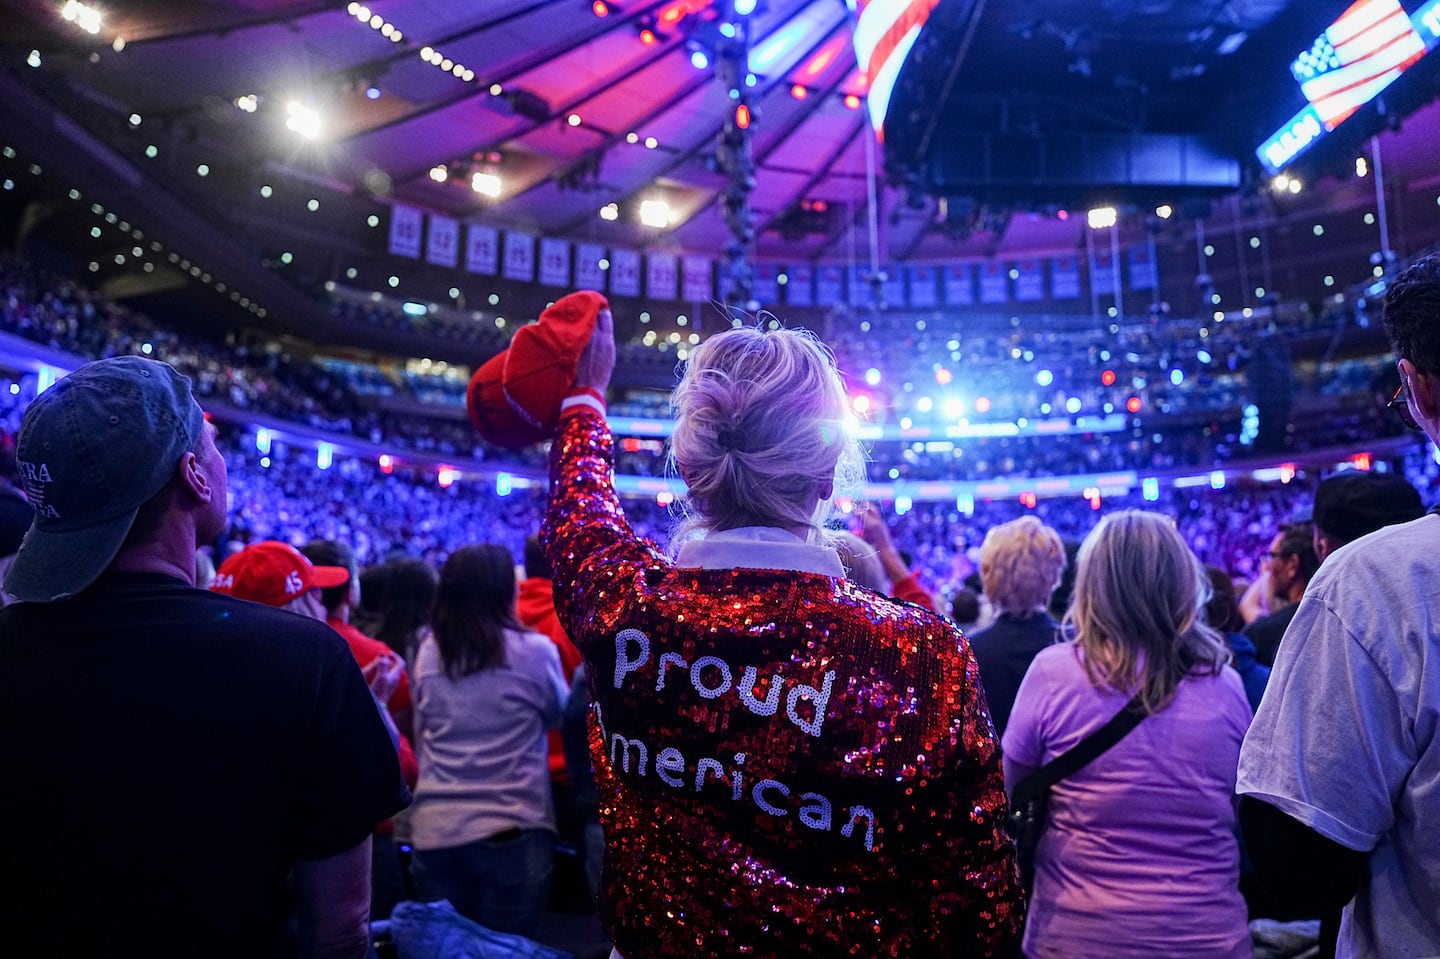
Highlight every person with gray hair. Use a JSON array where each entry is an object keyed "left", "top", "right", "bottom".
[
  {"left": 966, "top": 515, "right": 1067, "bottom": 737},
  {"left": 0, "top": 356, "right": 409, "bottom": 957},
  {"left": 539, "top": 309, "right": 1023, "bottom": 957},
  {"left": 1239, "top": 252, "right": 1440, "bottom": 958},
  {"left": 1004, "top": 510, "right": 1252, "bottom": 959}
]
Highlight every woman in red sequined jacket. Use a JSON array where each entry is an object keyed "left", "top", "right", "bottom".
[{"left": 542, "top": 307, "right": 1024, "bottom": 958}]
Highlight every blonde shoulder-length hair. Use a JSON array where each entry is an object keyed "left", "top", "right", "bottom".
[{"left": 1063, "top": 510, "right": 1230, "bottom": 714}]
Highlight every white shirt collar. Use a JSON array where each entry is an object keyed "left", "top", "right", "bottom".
[{"left": 674, "top": 526, "right": 844, "bottom": 578}]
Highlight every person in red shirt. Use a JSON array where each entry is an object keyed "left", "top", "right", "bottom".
[
  {"left": 518, "top": 535, "right": 583, "bottom": 784},
  {"left": 302, "top": 539, "right": 420, "bottom": 920}
]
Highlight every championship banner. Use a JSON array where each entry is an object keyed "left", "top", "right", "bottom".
[
  {"left": 847, "top": 264, "right": 870, "bottom": 307},
  {"left": 787, "top": 263, "right": 814, "bottom": 307},
  {"left": 425, "top": 215, "right": 458, "bottom": 268},
  {"left": 882, "top": 265, "right": 905, "bottom": 307},
  {"left": 978, "top": 261, "right": 1008, "bottom": 304},
  {"left": 575, "top": 243, "right": 606, "bottom": 291},
  {"left": 1014, "top": 259, "right": 1044, "bottom": 302},
  {"left": 539, "top": 237, "right": 570, "bottom": 287},
  {"left": 815, "top": 264, "right": 843, "bottom": 306},
  {"left": 610, "top": 248, "right": 641, "bottom": 297},
  {"left": 502, "top": 231, "right": 535, "bottom": 282},
  {"left": 908, "top": 264, "right": 938, "bottom": 307},
  {"left": 682, "top": 256, "right": 713, "bottom": 302},
  {"left": 1090, "top": 245, "right": 1117, "bottom": 291},
  {"left": 1050, "top": 255, "right": 1080, "bottom": 299},
  {"left": 647, "top": 252, "right": 678, "bottom": 301},
  {"left": 1129, "top": 244, "right": 1158, "bottom": 290},
  {"left": 944, "top": 263, "right": 974, "bottom": 305},
  {"left": 388, "top": 204, "right": 422, "bottom": 259},
  {"left": 754, "top": 263, "right": 781, "bottom": 306},
  {"left": 465, "top": 224, "right": 499, "bottom": 275}
]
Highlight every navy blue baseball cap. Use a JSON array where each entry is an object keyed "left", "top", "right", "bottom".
[{"left": 5, "top": 356, "right": 206, "bottom": 602}]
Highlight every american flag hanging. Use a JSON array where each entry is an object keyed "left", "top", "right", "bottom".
[{"left": 1290, "top": 0, "right": 1427, "bottom": 130}]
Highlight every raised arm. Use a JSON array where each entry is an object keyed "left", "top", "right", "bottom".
[{"left": 541, "top": 306, "right": 667, "bottom": 649}]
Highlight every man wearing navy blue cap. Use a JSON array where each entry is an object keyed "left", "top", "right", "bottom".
[{"left": 0, "top": 355, "right": 410, "bottom": 958}]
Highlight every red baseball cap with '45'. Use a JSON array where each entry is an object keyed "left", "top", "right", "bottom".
[{"left": 210, "top": 540, "right": 349, "bottom": 608}]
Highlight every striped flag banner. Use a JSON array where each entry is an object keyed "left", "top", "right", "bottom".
[{"left": 1291, "top": 0, "right": 1427, "bottom": 131}]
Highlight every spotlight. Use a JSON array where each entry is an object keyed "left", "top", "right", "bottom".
[
  {"left": 61, "top": 1, "right": 102, "bottom": 34},
  {"left": 734, "top": 0, "right": 758, "bottom": 13},
  {"left": 639, "top": 199, "right": 672, "bottom": 228},
  {"left": 691, "top": 49, "right": 710, "bottom": 69},
  {"left": 1154, "top": 204, "right": 1173, "bottom": 219},
  {"left": 471, "top": 172, "right": 501, "bottom": 197},
  {"left": 1087, "top": 206, "right": 1117, "bottom": 229},
  {"left": 429, "top": 165, "right": 448, "bottom": 183},
  {"left": 599, "top": 203, "right": 619, "bottom": 221},
  {"left": 285, "top": 102, "right": 322, "bottom": 140}
]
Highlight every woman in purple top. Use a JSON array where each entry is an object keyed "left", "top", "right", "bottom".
[{"left": 1003, "top": 510, "right": 1252, "bottom": 959}]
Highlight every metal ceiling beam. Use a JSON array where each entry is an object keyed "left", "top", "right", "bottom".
[
  {"left": 387, "top": 33, "right": 692, "bottom": 187},
  {"left": 337, "top": 0, "right": 677, "bottom": 146},
  {"left": 551, "top": 16, "right": 852, "bottom": 236}
]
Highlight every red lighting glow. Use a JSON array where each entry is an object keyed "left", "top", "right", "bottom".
[
  {"left": 1126, "top": 396, "right": 1142, "bottom": 413},
  {"left": 843, "top": 94, "right": 861, "bottom": 109},
  {"left": 1280, "top": 463, "right": 1297, "bottom": 484},
  {"left": 1351, "top": 451, "right": 1372, "bottom": 471},
  {"left": 640, "top": 28, "right": 657, "bottom": 44},
  {"left": 974, "top": 396, "right": 991, "bottom": 413},
  {"left": 1101, "top": 369, "right": 1116, "bottom": 386},
  {"left": 934, "top": 368, "right": 952, "bottom": 385},
  {"left": 1020, "top": 491, "right": 1038, "bottom": 509},
  {"left": 790, "top": 84, "right": 808, "bottom": 100},
  {"left": 735, "top": 104, "right": 751, "bottom": 129},
  {"left": 378, "top": 454, "right": 394, "bottom": 475},
  {"left": 592, "top": 0, "right": 608, "bottom": 15}
]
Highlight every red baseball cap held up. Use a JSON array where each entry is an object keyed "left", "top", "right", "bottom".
[
  {"left": 210, "top": 540, "right": 350, "bottom": 608},
  {"left": 467, "top": 289, "right": 608, "bottom": 449}
]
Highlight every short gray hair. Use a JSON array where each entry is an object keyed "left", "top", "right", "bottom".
[{"left": 669, "top": 325, "right": 863, "bottom": 545}]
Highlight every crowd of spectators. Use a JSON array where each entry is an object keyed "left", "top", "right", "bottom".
[
  {"left": 0, "top": 258, "right": 1412, "bottom": 488},
  {"left": 2, "top": 255, "right": 1431, "bottom": 600}
]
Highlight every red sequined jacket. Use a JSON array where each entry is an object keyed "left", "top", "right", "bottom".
[{"left": 543, "top": 408, "right": 1024, "bottom": 958}]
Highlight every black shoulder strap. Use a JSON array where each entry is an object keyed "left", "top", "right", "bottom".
[{"left": 1012, "top": 694, "right": 1146, "bottom": 804}]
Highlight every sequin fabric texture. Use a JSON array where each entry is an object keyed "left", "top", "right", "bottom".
[{"left": 542, "top": 410, "right": 1024, "bottom": 958}]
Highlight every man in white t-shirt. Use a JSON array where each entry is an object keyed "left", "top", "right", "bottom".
[{"left": 1237, "top": 253, "right": 1440, "bottom": 959}]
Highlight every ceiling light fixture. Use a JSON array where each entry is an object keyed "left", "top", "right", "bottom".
[
  {"left": 61, "top": 1, "right": 102, "bottom": 35},
  {"left": 1086, "top": 206, "right": 1117, "bottom": 229},
  {"left": 639, "top": 199, "right": 672, "bottom": 228}
]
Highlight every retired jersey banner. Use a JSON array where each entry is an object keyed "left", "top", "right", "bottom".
[
  {"left": 847, "top": 264, "right": 870, "bottom": 307},
  {"left": 787, "top": 263, "right": 814, "bottom": 307},
  {"left": 1014, "top": 259, "right": 1044, "bottom": 302},
  {"left": 908, "top": 264, "right": 938, "bottom": 308},
  {"left": 388, "top": 204, "right": 422, "bottom": 259},
  {"left": 1050, "top": 254, "right": 1081, "bottom": 299},
  {"left": 647, "top": 252, "right": 678, "bottom": 301},
  {"left": 575, "top": 243, "right": 606, "bottom": 291},
  {"left": 425, "top": 215, "right": 459, "bottom": 268},
  {"left": 944, "top": 263, "right": 974, "bottom": 305},
  {"left": 979, "top": 261, "right": 1008, "bottom": 304},
  {"left": 682, "top": 256, "right": 712, "bottom": 303},
  {"left": 610, "top": 248, "right": 641, "bottom": 297},
  {"left": 753, "top": 263, "right": 781, "bottom": 307},
  {"left": 1090, "top": 246, "right": 1117, "bottom": 292},
  {"left": 1129, "top": 244, "right": 1158, "bottom": 290},
  {"left": 882, "top": 265, "right": 905, "bottom": 307},
  {"left": 465, "top": 224, "right": 499, "bottom": 275},
  {"left": 539, "top": 238, "right": 570, "bottom": 287},
  {"left": 815, "top": 264, "right": 843, "bottom": 306},
  {"left": 502, "top": 231, "right": 535, "bottom": 282}
]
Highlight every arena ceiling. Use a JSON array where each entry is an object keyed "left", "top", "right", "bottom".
[{"left": 2, "top": 0, "right": 1440, "bottom": 338}]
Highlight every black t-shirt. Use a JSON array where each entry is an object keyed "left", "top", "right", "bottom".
[{"left": 0, "top": 571, "right": 412, "bottom": 956}]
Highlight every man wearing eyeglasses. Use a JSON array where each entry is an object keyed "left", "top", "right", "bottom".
[
  {"left": 1243, "top": 521, "right": 1318, "bottom": 667},
  {"left": 1237, "top": 253, "right": 1440, "bottom": 959}
]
